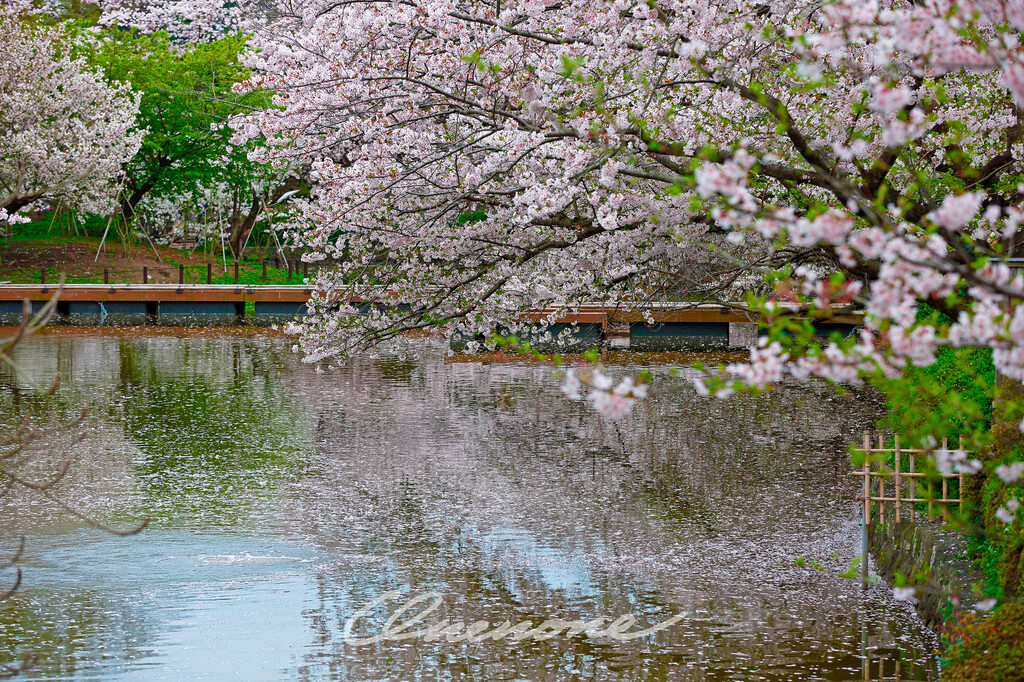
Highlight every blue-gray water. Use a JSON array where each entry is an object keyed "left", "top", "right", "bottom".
[{"left": 0, "top": 330, "right": 937, "bottom": 680}]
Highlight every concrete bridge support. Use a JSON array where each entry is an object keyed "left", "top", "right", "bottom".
[
  {"left": 65, "top": 301, "right": 150, "bottom": 325},
  {"left": 158, "top": 301, "right": 243, "bottom": 326},
  {"left": 728, "top": 322, "right": 758, "bottom": 349},
  {"left": 252, "top": 301, "right": 310, "bottom": 325}
]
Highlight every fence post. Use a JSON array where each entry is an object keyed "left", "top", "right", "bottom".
[
  {"left": 234, "top": 260, "right": 239, "bottom": 284},
  {"left": 104, "top": 268, "right": 109, "bottom": 284},
  {"left": 40, "top": 269, "right": 46, "bottom": 285},
  {"left": 179, "top": 264, "right": 184, "bottom": 285},
  {"left": 928, "top": 477, "right": 934, "bottom": 517},
  {"left": 895, "top": 435, "right": 902, "bottom": 523},
  {"left": 959, "top": 435, "right": 966, "bottom": 519},
  {"left": 207, "top": 262, "right": 212, "bottom": 284},
  {"left": 862, "top": 432, "right": 871, "bottom": 590},
  {"left": 942, "top": 436, "right": 950, "bottom": 522},
  {"left": 143, "top": 266, "right": 148, "bottom": 284},
  {"left": 262, "top": 259, "right": 267, "bottom": 284},
  {"left": 910, "top": 446, "right": 916, "bottom": 522},
  {"left": 877, "top": 434, "right": 885, "bottom": 526}
]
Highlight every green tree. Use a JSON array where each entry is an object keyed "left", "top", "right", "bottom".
[{"left": 83, "top": 29, "right": 300, "bottom": 256}]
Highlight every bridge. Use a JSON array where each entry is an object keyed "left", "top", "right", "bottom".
[
  {"left": 0, "top": 283, "right": 311, "bottom": 320},
  {"left": 0, "top": 284, "right": 861, "bottom": 350}
]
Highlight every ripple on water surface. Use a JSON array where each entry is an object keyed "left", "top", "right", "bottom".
[{"left": 0, "top": 331, "right": 939, "bottom": 680}]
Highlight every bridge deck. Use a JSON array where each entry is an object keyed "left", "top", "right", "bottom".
[
  {"left": 0, "top": 284, "right": 861, "bottom": 325},
  {"left": 0, "top": 284, "right": 312, "bottom": 303}
]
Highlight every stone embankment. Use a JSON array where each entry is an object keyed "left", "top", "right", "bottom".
[{"left": 869, "top": 518, "right": 982, "bottom": 628}]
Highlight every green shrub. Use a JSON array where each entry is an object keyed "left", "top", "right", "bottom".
[
  {"left": 972, "top": 474, "right": 1024, "bottom": 601},
  {"left": 878, "top": 345, "right": 994, "bottom": 445},
  {"left": 943, "top": 603, "right": 1024, "bottom": 681},
  {"left": 874, "top": 341, "right": 1024, "bottom": 600}
]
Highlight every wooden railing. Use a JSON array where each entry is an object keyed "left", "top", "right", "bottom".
[{"left": 852, "top": 433, "right": 966, "bottom": 525}]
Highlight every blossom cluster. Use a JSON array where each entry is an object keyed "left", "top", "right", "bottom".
[
  {"left": 89, "top": 0, "right": 1024, "bottom": 427},
  {"left": 0, "top": 15, "right": 142, "bottom": 219}
]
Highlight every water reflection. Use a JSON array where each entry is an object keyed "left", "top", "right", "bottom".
[{"left": 0, "top": 330, "right": 938, "bottom": 680}]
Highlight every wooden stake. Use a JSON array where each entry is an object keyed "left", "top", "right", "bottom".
[
  {"left": 895, "top": 434, "right": 902, "bottom": 523},
  {"left": 878, "top": 434, "right": 885, "bottom": 526},
  {"left": 909, "top": 447, "right": 916, "bottom": 522},
  {"left": 862, "top": 432, "right": 870, "bottom": 591},
  {"left": 942, "top": 437, "right": 949, "bottom": 522},
  {"left": 959, "top": 435, "right": 966, "bottom": 517},
  {"left": 863, "top": 433, "right": 872, "bottom": 526}
]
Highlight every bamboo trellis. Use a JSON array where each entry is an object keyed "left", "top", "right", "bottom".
[
  {"left": 861, "top": 655, "right": 932, "bottom": 681},
  {"left": 852, "top": 433, "right": 966, "bottom": 525}
]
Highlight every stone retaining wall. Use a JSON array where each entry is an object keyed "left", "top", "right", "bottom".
[{"left": 869, "top": 518, "right": 981, "bottom": 629}]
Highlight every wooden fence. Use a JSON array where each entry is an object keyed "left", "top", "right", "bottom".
[
  {"left": 862, "top": 655, "right": 934, "bottom": 681},
  {"left": 852, "top": 433, "right": 966, "bottom": 525}
]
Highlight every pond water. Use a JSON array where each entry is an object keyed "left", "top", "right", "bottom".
[{"left": 0, "top": 330, "right": 939, "bottom": 680}]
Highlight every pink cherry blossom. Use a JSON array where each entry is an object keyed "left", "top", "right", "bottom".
[
  {"left": 996, "top": 462, "right": 1024, "bottom": 484},
  {"left": 929, "top": 193, "right": 985, "bottom": 231},
  {"left": 996, "top": 498, "right": 1020, "bottom": 524},
  {"left": 893, "top": 587, "right": 918, "bottom": 603},
  {"left": 0, "top": 15, "right": 142, "bottom": 219},
  {"left": 78, "top": 0, "right": 1024, "bottom": 460}
]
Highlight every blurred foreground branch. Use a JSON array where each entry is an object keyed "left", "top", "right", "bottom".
[{"left": 0, "top": 286, "right": 148, "bottom": 676}]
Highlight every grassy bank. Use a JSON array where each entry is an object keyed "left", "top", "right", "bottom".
[{"left": 0, "top": 215, "right": 307, "bottom": 285}]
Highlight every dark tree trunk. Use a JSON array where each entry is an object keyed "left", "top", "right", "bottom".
[
  {"left": 226, "top": 177, "right": 304, "bottom": 258},
  {"left": 228, "top": 191, "right": 263, "bottom": 258},
  {"left": 120, "top": 179, "right": 157, "bottom": 223},
  {"left": 121, "top": 156, "right": 172, "bottom": 222},
  {"left": 1, "top": 194, "right": 41, "bottom": 215}
]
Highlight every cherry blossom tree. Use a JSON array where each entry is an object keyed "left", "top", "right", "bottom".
[
  {"left": 0, "top": 13, "right": 142, "bottom": 224},
  {"left": 79, "top": 27, "right": 301, "bottom": 257},
  {"left": 112, "top": 3, "right": 1011, "bottom": 367},
  {"left": 98, "top": 0, "right": 1024, "bottom": 484},
  {"left": 64, "top": 0, "right": 1024, "bottom": 631}
]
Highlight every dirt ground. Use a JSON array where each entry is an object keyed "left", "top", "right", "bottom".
[{"left": 0, "top": 237, "right": 259, "bottom": 284}]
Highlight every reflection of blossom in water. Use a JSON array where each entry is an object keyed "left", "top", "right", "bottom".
[
  {"left": 196, "top": 553, "right": 313, "bottom": 565},
  {"left": 0, "top": 334, "right": 941, "bottom": 680},
  {"left": 462, "top": 525, "right": 600, "bottom": 600},
  {"left": 561, "top": 367, "right": 648, "bottom": 420}
]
